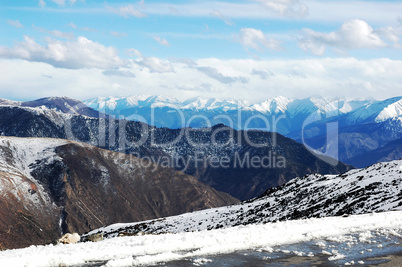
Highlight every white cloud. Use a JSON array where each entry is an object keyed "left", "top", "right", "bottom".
[
  {"left": 22, "top": 1, "right": 402, "bottom": 25},
  {"left": 0, "top": 36, "right": 124, "bottom": 69},
  {"left": 299, "top": 19, "right": 390, "bottom": 55},
  {"left": 178, "top": 83, "right": 212, "bottom": 92},
  {"left": 32, "top": 25, "right": 74, "bottom": 40},
  {"left": 137, "top": 57, "right": 174, "bottom": 73},
  {"left": 252, "top": 69, "right": 275, "bottom": 80},
  {"left": 153, "top": 36, "right": 170, "bottom": 46},
  {"left": 103, "top": 69, "right": 135, "bottom": 77},
  {"left": 38, "top": 0, "right": 46, "bottom": 7},
  {"left": 306, "top": 1, "right": 402, "bottom": 25},
  {"left": 1, "top": 57, "right": 402, "bottom": 102},
  {"left": 52, "top": 0, "right": 77, "bottom": 6},
  {"left": 168, "top": 5, "right": 179, "bottom": 15},
  {"left": 253, "top": 0, "right": 308, "bottom": 18},
  {"left": 196, "top": 66, "right": 248, "bottom": 84},
  {"left": 126, "top": 48, "right": 143, "bottom": 59},
  {"left": 375, "top": 26, "right": 402, "bottom": 48},
  {"left": 111, "top": 31, "right": 128, "bottom": 38},
  {"left": 211, "top": 10, "right": 234, "bottom": 26},
  {"left": 239, "top": 28, "right": 282, "bottom": 52},
  {"left": 7, "top": 20, "right": 24, "bottom": 29},
  {"left": 108, "top": 5, "right": 147, "bottom": 18}
]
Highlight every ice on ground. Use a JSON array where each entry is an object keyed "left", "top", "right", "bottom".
[{"left": 192, "top": 258, "right": 212, "bottom": 266}]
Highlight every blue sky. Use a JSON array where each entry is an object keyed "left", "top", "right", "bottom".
[{"left": 0, "top": 0, "right": 401, "bottom": 102}]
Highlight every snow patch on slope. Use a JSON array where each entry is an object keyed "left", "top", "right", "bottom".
[
  {"left": 375, "top": 99, "right": 402, "bottom": 122},
  {"left": 0, "top": 137, "right": 68, "bottom": 172},
  {"left": 345, "top": 97, "right": 402, "bottom": 124},
  {"left": 0, "top": 137, "right": 68, "bottom": 208},
  {"left": 87, "top": 159, "right": 402, "bottom": 238}
]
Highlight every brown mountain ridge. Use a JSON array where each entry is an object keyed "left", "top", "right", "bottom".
[{"left": 0, "top": 136, "right": 237, "bottom": 249}]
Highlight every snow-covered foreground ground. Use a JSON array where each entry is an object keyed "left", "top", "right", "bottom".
[{"left": 0, "top": 211, "right": 401, "bottom": 267}]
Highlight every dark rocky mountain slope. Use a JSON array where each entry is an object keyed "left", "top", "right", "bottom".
[
  {"left": 347, "top": 137, "right": 402, "bottom": 168},
  {"left": 0, "top": 136, "right": 236, "bottom": 249}
]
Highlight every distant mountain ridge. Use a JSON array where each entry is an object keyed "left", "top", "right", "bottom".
[
  {"left": 84, "top": 95, "right": 373, "bottom": 114},
  {"left": 84, "top": 95, "right": 402, "bottom": 167},
  {"left": 84, "top": 95, "right": 402, "bottom": 129}
]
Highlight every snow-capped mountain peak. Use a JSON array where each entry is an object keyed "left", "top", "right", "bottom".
[
  {"left": 85, "top": 95, "right": 181, "bottom": 111},
  {"left": 345, "top": 96, "right": 402, "bottom": 124},
  {"left": 375, "top": 98, "right": 402, "bottom": 122},
  {"left": 83, "top": 95, "right": 400, "bottom": 121},
  {"left": 181, "top": 96, "right": 248, "bottom": 111},
  {"left": 250, "top": 96, "right": 292, "bottom": 114}
]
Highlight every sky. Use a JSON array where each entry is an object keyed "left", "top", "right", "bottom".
[{"left": 0, "top": 0, "right": 401, "bottom": 102}]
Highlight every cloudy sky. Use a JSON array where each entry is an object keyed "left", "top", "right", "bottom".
[{"left": 0, "top": 0, "right": 401, "bottom": 102}]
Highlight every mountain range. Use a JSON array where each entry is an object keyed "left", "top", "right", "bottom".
[
  {"left": 84, "top": 95, "right": 402, "bottom": 167},
  {"left": 0, "top": 97, "right": 350, "bottom": 200}
]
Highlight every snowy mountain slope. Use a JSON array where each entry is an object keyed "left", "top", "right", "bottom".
[
  {"left": 85, "top": 95, "right": 248, "bottom": 112},
  {"left": 181, "top": 97, "right": 248, "bottom": 111},
  {"left": 0, "top": 136, "right": 237, "bottom": 249},
  {"left": 0, "top": 137, "right": 68, "bottom": 249},
  {"left": 249, "top": 96, "right": 291, "bottom": 114},
  {"left": 85, "top": 95, "right": 181, "bottom": 111},
  {"left": 85, "top": 159, "right": 402, "bottom": 239},
  {"left": 0, "top": 96, "right": 100, "bottom": 118},
  {"left": 376, "top": 98, "right": 402, "bottom": 122},
  {"left": 342, "top": 96, "right": 402, "bottom": 125},
  {"left": 1, "top": 211, "right": 401, "bottom": 267}
]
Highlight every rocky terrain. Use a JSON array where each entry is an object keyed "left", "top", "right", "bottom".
[
  {"left": 347, "top": 137, "right": 402, "bottom": 168},
  {"left": 86, "top": 159, "right": 402, "bottom": 239},
  {"left": 0, "top": 136, "right": 236, "bottom": 249}
]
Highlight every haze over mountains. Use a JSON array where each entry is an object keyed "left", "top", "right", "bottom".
[{"left": 85, "top": 95, "right": 402, "bottom": 167}]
